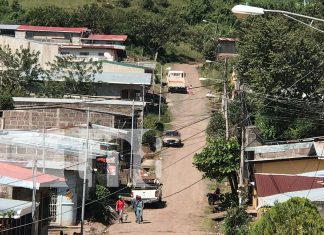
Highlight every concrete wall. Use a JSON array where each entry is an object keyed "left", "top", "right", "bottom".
[
  {"left": 60, "top": 48, "right": 117, "bottom": 61},
  {"left": 0, "top": 35, "right": 59, "bottom": 68}
]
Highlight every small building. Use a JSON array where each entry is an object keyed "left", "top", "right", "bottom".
[
  {"left": 246, "top": 137, "right": 324, "bottom": 213},
  {"left": 0, "top": 24, "right": 128, "bottom": 68},
  {"left": 0, "top": 162, "right": 65, "bottom": 235}
]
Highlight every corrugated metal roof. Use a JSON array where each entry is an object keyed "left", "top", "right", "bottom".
[
  {"left": 0, "top": 198, "right": 39, "bottom": 219},
  {"left": 257, "top": 188, "right": 324, "bottom": 208},
  {"left": 95, "top": 72, "right": 152, "bottom": 85},
  {"left": 255, "top": 174, "right": 324, "bottom": 197},
  {"left": 0, "top": 162, "right": 64, "bottom": 189},
  {"left": 80, "top": 44, "right": 126, "bottom": 50},
  {"left": 17, "top": 25, "right": 88, "bottom": 33},
  {"left": 13, "top": 97, "right": 144, "bottom": 106},
  {"left": 245, "top": 142, "right": 313, "bottom": 153},
  {"left": 0, "top": 24, "right": 20, "bottom": 30},
  {"left": 86, "top": 34, "right": 127, "bottom": 41}
]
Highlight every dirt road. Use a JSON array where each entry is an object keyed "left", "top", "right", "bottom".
[{"left": 107, "top": 64, "right": 212, "bottom": 235}]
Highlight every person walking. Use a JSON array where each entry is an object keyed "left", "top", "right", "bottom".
[
  {"left": 115, "top": 195, "right": 125, "bottom": 223},
  {"left": 135, "top": 196, "right": 144, "bottom": 224}
]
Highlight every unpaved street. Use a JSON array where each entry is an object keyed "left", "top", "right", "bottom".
[{"left": 107, "top": 64, "right": 212, "bottom": 235}]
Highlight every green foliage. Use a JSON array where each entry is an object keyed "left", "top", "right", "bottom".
[
  {"left": 221, "top": 192, "right": 239, "bottom": 210},
  {"left": 127, "top": 9, "right": 185, "bottom": 59},
  {"left": 185, "top": 0, "right": 213, "bottom": 25},
  {"left": 206, "top": 111, "right": 225, "bottom": 139},
  {"left": 249, "top": 197, "right": 324, "bottom": 235},
  {"left": 43, "top": 55, "right": 102, "bottom": 97},
  {"left": 143, "top": 114, "right": 159, "bottom": 129},
  {"left": 193, "top": 137, "right": 239, "bottom": 193},
  {"left": 72, "top": 2, "right": 114, "bottom": 33},
  {"left": 142, "top": 129, "right": 157, "bottom": 151},
  {"left": 237, "top": 12, "right": 324, "bottom": 140},
  {"left": 0, "top": 210, "right": 14, "bottom": 218},
  {"left": 0, "top": 46, "right": 43, "bottom": 96},
  {"left": 223, "top": 206, "right": 250, "bottom": 235},
  {"left": 115, "top": 0, "right": 131, "bottom": 8},
  {"left": 0, "top": 91, "right": 14, "bottom": 110},
  {"left": 88, "top": 184, "right": 112, "bottom": 224},
  {"left": 26, "top": 6, "right": 72, "bottom": 26}
]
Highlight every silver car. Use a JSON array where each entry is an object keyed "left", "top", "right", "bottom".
[{"left": 162, "top": 130, "right": 182, "bottom": 147}]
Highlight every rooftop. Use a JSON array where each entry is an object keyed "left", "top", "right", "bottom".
[
  {"left": 85, "top": 34, "right": 128, "bottom": 41},
  {"left": 0, "top": 162, "right": 64, "bottom": 190},
  {"left": 0, "top": 198, "right": 39, "bottom": 219},
  {"left": 17, "top": 25, "right": 88, "bottom": 33}
]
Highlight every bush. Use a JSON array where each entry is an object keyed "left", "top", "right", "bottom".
[
  {"left": 142, "top": 129, "right": 157, "bottom": 151},
  {"left": 223, "top": 206, "right": 250, "bottom": 235},
  {"left": 249, "top": 197, "right": 324, "bottom": 235}
]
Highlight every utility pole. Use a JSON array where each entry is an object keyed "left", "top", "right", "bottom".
[
  {"left": 238, "top": 83, "right": 245, "bottom": 205},
  {"left": 42, "top": 126, "right": 45, "bottom": 173},
  {"left": 130, "top": 100, "right": 135, "bottom": 185},
  {"left": 158, "top": 65, "right": 163, "bottom": 122},
  {"left": 80, "top": 107, "right": 90, "bottom": 235},
  {"left": 224, "top": 58, "right": 229, "bottom": 140},
  {"left": 141, "top": 84, "right": 145, "bottom": 143},
  {"left": 31, "top": 157, "right": 37, "bottom": 235}
]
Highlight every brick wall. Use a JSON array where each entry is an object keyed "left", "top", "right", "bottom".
[{"left": 2, "top": 107, "right": 115, "bottom": 130}]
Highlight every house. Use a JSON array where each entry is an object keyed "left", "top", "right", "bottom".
[
  {"left": 245, "top": 137, "right": 324, "bottom": 213},
  {"left": 0, "top": 24, "right": 128, "bottom": 68},
  {"left": 0, "top": 162, "right": 64, "bottom": 235},
  {"left": 0, "top": 127, "right": 125, "bottom": 227}
]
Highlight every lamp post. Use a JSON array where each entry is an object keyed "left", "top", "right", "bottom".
[{"left": 232, "top": 4, "right": 324, "bottom": 33}]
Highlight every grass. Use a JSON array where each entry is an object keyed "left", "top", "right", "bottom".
[{"left": 9, "top": 0, "right": 95, "bottom": 8}]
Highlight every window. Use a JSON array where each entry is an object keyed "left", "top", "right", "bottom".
[
  {"left": 60, "top": 51, "right": 70, "bottom": 55},
  {"left": 80, "top": 52, "right": 89, "bottom": 56},
  {"left": 98, "top": 52, "right": 104, "bottom": 56}
]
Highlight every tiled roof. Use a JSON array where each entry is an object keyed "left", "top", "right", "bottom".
[
  {"left": 17, "top": 25, "right": 88, "bottom": 33},
  {"left": 86, "top": 34, "right": 128, "bottom": 41}
]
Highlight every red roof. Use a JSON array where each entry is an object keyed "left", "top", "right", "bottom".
[
  {"left": 255, "top": 174, "right": 324, "bottom": 197},
  {"left": 86, "top": 34, "right": 128, "bottom": 41},
  {"left": 17, "top": 25, "right": 88, "bottom": 33},
  {"left": 0, "top": 162, "right": 65, "bottom": 184}
]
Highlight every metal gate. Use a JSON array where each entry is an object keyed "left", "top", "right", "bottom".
[{"left": 49, "top": 188, "right": 58, "bottom": 224}]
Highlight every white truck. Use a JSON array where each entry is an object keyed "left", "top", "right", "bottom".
[
  {"left": 167, "top": 70, "right": 187, "bottom": 93},
  {"left": 131, "top": 178, "right": 163, "bottom": 204}
]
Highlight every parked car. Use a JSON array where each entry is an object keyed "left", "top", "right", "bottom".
[{"left": 162, "top": 130, "right": 182, "bottom": 147}]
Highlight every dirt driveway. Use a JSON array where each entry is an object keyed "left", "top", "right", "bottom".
[{"left": 107, "top": 64, "right": 213, "bottom": 235}]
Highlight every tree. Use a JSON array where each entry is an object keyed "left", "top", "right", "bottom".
[
  {"left": 43, "top": 56, "right": 102, "bottom": 97},
  {"left": 128, "top": 10, "right": 185, "bottom": 60},
  {"left": 185, "top": 0, "right": 213, "bottom": 25},
  {"left": 0, "top": 91, "right": 14, "bottom": 110},
  {"left": 206, "top": 111, "right": 226, "bottom": 139},
  {"left": 249, "top": 197, "right": 324, "bottom": 235},
  {"left": 193, "top": 137, "right": 240, "bottom": 193},
  {"left": 0, "top": 46, "right": 43, "bottom": 96},
  {"left": 72, "top": 3, "right": 114, "bottom": 33},
  {"left": 236, "top": 14, "right": 324, "bottom": 140},
  {"left": 26, "top": 6, "right": 72, "bottom": 26}
]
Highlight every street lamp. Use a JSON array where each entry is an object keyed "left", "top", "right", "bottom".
[
  {"left": 232, "top": 4, "right": 324, "bottom": 206},
  {"left": 232, "top": 4, "right": 324, "bottom": 33}
]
